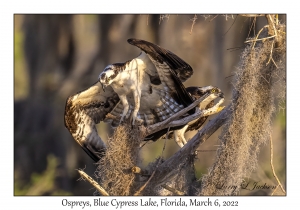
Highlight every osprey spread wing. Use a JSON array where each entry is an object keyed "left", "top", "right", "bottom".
[
  {"left": 64, "top": 83, "right": 119, "bottom": 161},
  {"left": 64, "top": 38, "right": 222, "bottom": 162}
]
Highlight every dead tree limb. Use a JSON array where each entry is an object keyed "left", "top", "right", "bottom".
[
  {"left": 145, "top": 92, "right": 224, "bottom": 136},
  {"left": 146, "top": 104, "right": 232, "bottom": 189},
  {"left": 77, "top": 169, "right": 109, "bottom": 196},
  {"left": 145, "top": 93, "right": 209, "bottom": 135}
]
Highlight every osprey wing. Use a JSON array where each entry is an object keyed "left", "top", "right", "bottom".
[
  {"left": 127, "top": 38, "right": 195, "bottom": 114},
  {"left": 127, "top": 38, "right": 193, "bottom": 82},
  {"left": 64, "top": 82, "right": 119, "bottom": 162}
]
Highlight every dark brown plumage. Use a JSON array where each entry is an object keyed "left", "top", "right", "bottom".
[
  {"left": 127, "top": 38, "right": 195, "bottom": 114},
  {"left": 64, "top": 39, "right": 224, "bottom": 162},
  {"left": 149, "top": 86, "right": 224, "bottom": 144},
  {"left": 64, "top": 82, "right": 119, "bottom": 161}
]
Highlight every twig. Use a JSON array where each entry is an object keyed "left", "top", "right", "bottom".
[
  {"left": 245, "top": 25, "right": 268, "bottom": 50},
  {"left": 134, "top": 156, "right": 164, "bottom": 196},
  {"left": 209, "top": 15, "right": 219, "bottom": 22},
  {"left": 159, "top": 15, "right": 170, "bottom": 25},
  {"left": 271, "top": 58, "right": 279, "bottom": 68},
  {"left": 123, "top": 176, "right": 135, "bottom": 196},
  {"left": 266, "top": 15, "right": 277, "bottom": 38},
  {"left": 246, "top": 14, "right": 279, "bottom": 51},
  {"left": 223, "top": 14, "right": 234, "bottom": 21},
  {"left": 240, "top": 14, "right": 265, "bottom": 17},
  {"left": 245, "top": 34, "right": 276, "bottom": 44},
  {"left": 147, "top": 14, "right": 149, "bottom": 26},
  {"left": 271, "top": 185, "right": 279, "bottom": 196},
  {"left": 134, "top": 170, "right": 156, "bottom": 196},
  {"left": 247, "top": 17, "right": 256, "bottom": 39},
  {"left": 223, "top": 15, "right": 238, "bottom": 36},
  {"left": 122, "top": 176, "right": 134, "bottom": 195},
  {"left": 77, "top": 169, "right": 109, "bottom": 196},
  {"left": 269, "top": 134, "right": 286, "bottom": 195},
  {"left": 266, "top": 40, "right": 275, "bottom": 66},
  {"left": 139, "top": 141, "right": 148, "bottom": 149},
  {"left": 161, "top": 184, "right": 185, "bottom": 195},
  {"left": 189, "top": 15, "right": 197, "bottom": 34}
]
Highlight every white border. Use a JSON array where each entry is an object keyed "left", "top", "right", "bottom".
[{"left": 3, "top": 0, "right": 297, "bottom": 209}]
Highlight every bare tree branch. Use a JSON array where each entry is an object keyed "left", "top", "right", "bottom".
[
  {"left": 144, "top": 92, "right": 224, "bottom": 136},
  {"left": 77, "top": 169, "right": 109, "bottom": 196},
  {"left": 134, "top": 170, "right": 156, "bottom": 196},
  {"left": 147, "top": 104, "right": 232, "bottom": 188},
  {"left": 161, "top": 184, "right": 185, "bottom": 195},
  {"left": 269, "top": 134, "right": 286, "bottom": 195}
]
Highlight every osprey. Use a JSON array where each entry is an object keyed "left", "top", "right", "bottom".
[
  {"left": 64, "top": 38, "right": 224, "bottom": 161},
  {"left": 64, "top": 84, "right": 224, "bottom": 161},
  {"left": 99, "top": 38, "right": 195, "bottom": 126},
  {"left": 172, "top": 86, "right": 224, "bottom": 147}
]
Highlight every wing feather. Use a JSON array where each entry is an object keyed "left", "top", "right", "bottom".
[
  {"left": 65, "top": 39, "right": 201, "bottom": 161},
  {"left": 127, "top": 38, "right": 195, "bottom": 114},
  {"left": 64, "top": 82, "right": 119, "bottom": 161},
  {"left": 127, "top": 38, "right": 193, "bottom": 82}
]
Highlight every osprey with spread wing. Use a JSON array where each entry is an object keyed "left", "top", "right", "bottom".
[
  {"left": 64, "top": 39, "right": 224, "bottom": 162},
  {"left": 99, "top": 38, "right": 195, "bottom": 126}
]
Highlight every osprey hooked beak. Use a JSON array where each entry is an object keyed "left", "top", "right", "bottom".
[
  {"left": 218, "top": 92, "right": 225, "bottom": 99},
  {"left": 99, "top": 80, "right": 105, "bottom": 92}
]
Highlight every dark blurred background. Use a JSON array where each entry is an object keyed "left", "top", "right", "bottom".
[{"left": 14, "top": 14, "right": 286, "bottom": 195}]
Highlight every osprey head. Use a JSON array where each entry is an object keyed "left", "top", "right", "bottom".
[
  {"left": 187, "top": 86, "right": 224, "bottom": 99},
  {"left": 99, "top": 65, "right": 117, "bottom": 92},
  {"left": 186, "top": 86, "right": 224, "bottom": 110}
]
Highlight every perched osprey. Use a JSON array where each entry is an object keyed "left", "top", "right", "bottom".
[
  {"left": 172, "top": 86, "right": 224, "bottom": 147},
  {"left": 64, "top": 38, "right": 224, "bottom": 161},
  {"left": 64, "top": 83, "right": 223, "bottom": 161},
  {"left": 99, "top": 38, "right": 195, "bottom": 126}
]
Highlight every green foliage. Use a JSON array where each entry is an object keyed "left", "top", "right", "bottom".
[
  {"left": 14, "top": 155, "right": 72, "bottom": 196},
  {"left": 194, "top": 165, "right": 207, "bottom": 179},
  {"left": 14, "top": 17, "right": 29, "bottom": 100}
]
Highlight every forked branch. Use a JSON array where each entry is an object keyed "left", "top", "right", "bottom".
[
  {"left": 145, "top": 104, "right": 232, "bottom": 188},
  {"left": 145, "top": 92, "right": 224, "bottom": 136}
]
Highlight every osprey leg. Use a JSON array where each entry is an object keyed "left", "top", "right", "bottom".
[
  {"left": 174, "top": 124, "right": 189, "bottom": 148},
  {"left": 172, "top": 92, "right": 225, "bottom": 148},
  {"left": 119, "top": 95, "right": 129, "bottom": 124},
  {"left": 130, "top": 89, "right": 141, "bottom": 125}
]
